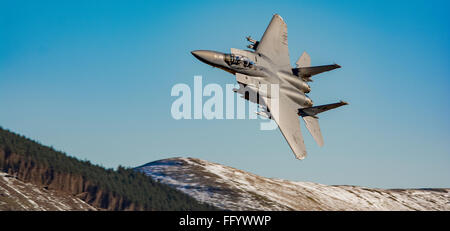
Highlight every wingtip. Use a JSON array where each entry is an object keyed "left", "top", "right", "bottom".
[
  {"left": 340, "top": 100, "right": 349, "bottom": 105},
  {"left": 274, "top": 13, "right": 284, "bottom": 21},
  {"left": 295, "top": 153, "right": 307, "bottom": 160}
]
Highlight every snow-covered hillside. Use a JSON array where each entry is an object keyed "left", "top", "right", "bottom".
[
  {"left": 0, "top": 172, "right": 96, "bottom": 211},
  {"left": 136, "top": 157, "right": 450, "bottom": 211}
]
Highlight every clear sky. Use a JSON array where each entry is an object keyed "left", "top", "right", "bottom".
[{"left": 1, "top": 0, "right": 449, "bottom": 188}]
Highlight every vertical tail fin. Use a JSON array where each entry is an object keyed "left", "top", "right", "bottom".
[
  {"left": 296, "top": 51, "right": 311, "bottom": 68},
  {"left": 293, "top": 52, "right": 341, "bottom": 80},
  {"left": 298, "top": 101, "right": 348, "bottom": 147},
  {"left": 302, "top": 116, "right": 324, "bottom": 147}
]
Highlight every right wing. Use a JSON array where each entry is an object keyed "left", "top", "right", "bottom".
[{"left": 256, "top": 14, "right": 291, "bottom": 71}]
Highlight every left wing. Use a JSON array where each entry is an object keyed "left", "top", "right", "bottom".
[
  {"left": 235, "top": 72, "right": 307, "bottom": 159},
  {"left": 261, "top": 91, "right": 307, "bottom": 159},
  {"left": 256, "top": 14, "right": 291, "bottom": 71}
]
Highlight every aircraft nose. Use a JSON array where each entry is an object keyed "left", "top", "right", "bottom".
[
  {"left": 191, "top": 50, "right": 201, "bottom": 59},
  {"left": 191, "top": 50, "right": 226, "bottom": 67},
  {"left": 191, "top": 50, "right": 213, "bottom": 62}
]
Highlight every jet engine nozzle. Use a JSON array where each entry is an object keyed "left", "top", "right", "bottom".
[{"left": 304, "top": 94, "right": 313, "bottom": 107}]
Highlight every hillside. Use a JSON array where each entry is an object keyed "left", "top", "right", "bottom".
[
  {"left": 0, "top": 172, "right": 96, "bottom": 211},
  {"left": 0, "top": 127, "right": 217, "bottom": 211},
  {"left": 136, "top": 157, "right": 450, "bottom": 211}
]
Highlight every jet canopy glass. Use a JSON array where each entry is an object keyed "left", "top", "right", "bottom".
[{"left": 225, "top": 54, "right": 254, "bottom": 68}]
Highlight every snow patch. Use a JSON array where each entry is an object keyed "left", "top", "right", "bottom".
[{"left": 136, "top": 158, "right": 450, "bottom": 211}]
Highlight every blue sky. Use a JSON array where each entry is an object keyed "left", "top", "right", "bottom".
[{"left": 1, "top": 0, "right": 449, "bottom": 188}]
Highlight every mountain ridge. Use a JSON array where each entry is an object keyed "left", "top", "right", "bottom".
[
  {"left": 0, "top": 127, "right": 217, "bottom": 211},
  {"left": 0, "top": 172, "right": 96, "bottom": 211},
  {"left": 136, "top": 157, "right": 450, "bottom": 211}
]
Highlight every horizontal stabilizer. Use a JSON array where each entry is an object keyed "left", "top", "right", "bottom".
[
  {"left": 298, "top": 101, "right": 348, "bottom": 118},
  {"left": 292, "top": 64, "right": 341, "bottom": 80},
  {"left": 299, "top": 101, "right": 347, "bottom": 147}
]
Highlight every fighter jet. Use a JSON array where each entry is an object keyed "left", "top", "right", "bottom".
[{"left": 191, "top": 14, "right": 347, "bottom": 159}]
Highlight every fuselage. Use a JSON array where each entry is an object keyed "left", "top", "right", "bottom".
[{"left": 191, "top": 50, "right": 313, "bottom": 107}]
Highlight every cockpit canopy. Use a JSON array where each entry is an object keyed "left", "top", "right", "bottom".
[{"left": 225, "top": 54, "right": 254, "bottom": 68}]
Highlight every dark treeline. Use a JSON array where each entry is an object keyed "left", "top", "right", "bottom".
[{"left": 0, "top": 127, "right": 217, "bottom": 211}]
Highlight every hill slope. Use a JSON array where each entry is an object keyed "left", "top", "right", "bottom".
[
  {"left": 136, "top": 157, "right": 450, "bottom": 211},
  {"left": 0, "top": 172, "right": 96, "bottom": 211},
  {"left": 0, "top": 127, "right": 217, "bottom": 211}
]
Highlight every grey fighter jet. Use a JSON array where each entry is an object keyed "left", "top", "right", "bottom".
[{"left": 191, "top": 14, "right": 347, "bottom": 159}]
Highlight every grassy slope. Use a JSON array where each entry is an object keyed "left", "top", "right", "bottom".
[{"left": 0, "top": 127, "right": 217, "bottom": 211}]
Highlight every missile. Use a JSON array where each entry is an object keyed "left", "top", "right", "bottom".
[
  {"left": 255, "top": 111, "right": 272, "bottom": 119},
  {"left": 246, "top": 36, "right": 257, "bottom": 44}
]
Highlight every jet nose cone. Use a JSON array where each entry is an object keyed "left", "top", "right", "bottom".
[
  {"left": 191, "top": 50, "right": 201, "bottom": 59},
  {"left": 191, "top": 50, "right": 210, "bottom": 61},
  {"left": 191, "top": 50, "right": 225, "bottom": 66}
]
